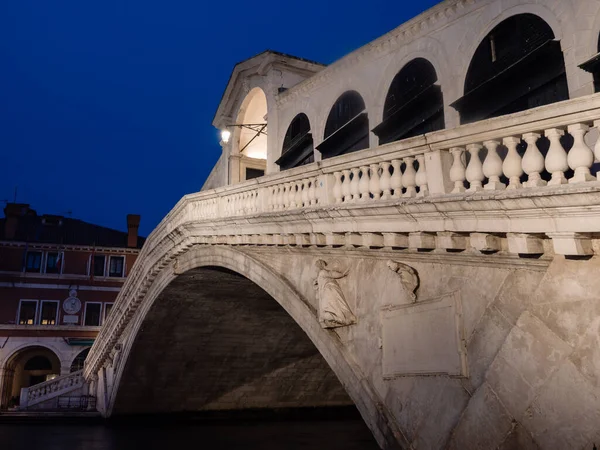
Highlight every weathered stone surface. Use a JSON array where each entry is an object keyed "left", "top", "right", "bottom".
[
  {"left": 448, "top": 383, "right": 513, "bottom": 450},
  {"left": 486, "top": 312, "right": 572, "bottom": 419},
  {"left": 522, "top": 360, "right": 600, "bottom": 449}
]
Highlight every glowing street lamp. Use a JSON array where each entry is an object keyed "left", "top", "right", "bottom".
[{"left": 220, "top": 129, "right": 231, "bottom": 144}]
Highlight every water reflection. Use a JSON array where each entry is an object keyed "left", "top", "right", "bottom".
[{"left": 1, "top": 417, "right": 379, "bottom": 450}]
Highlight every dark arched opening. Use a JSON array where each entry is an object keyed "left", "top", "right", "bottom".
[
  {"left": 70, "top": 348, "right": 90, "bottom": 373},
  {"left": 316, "top": 91, "right": 369, "bottom": 158},
  {"left": 452, "top": 13, "right": 569, "bottom": 124},
  {"left": 275, "top": 113, "right": 314, "bottom": 170},
  {"left": 373, "top": 58, "right": 444, "bottom": 144},
  {"left": 111, "top": 266, "right": 377, "bottom": 446},
  {"left": 579, "top": 33, "right": 600, "bottom": 92}
]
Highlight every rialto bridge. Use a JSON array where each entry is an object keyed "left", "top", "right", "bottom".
[{"left": 57, "top": 0, "right": 600, "bottom": 448}]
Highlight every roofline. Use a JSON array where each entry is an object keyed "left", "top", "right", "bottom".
[{"left": 212, "top": 50, "right": 325, "bottom": 126}]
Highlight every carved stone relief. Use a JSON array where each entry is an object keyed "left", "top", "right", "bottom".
[
  {"left": 387, "top": 260, "right": 419, "bottom": 302},
  {"left": 313, "top": 259, "right": 356, "bottom": 329}
]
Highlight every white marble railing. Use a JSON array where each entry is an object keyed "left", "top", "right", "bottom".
[
  {"left": 446, "top": 122, "right": 600, "bottom": 192},
  {"left": 175, "top": 95, "right": 600, "bottom": 221},
  {"left": 20, "top": 370, "right": 84, "bottom": 409}
]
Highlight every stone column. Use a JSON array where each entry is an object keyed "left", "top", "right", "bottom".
[{"left": 424, "top": 150, "right": 454, "bottom": 195}]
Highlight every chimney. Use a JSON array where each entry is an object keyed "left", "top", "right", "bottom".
[
  {"left": 126, "top": 214, "right": 141, "bottom": 248},
  {"left": 3, "top": 203, "right": 32, "bottom": 240}
]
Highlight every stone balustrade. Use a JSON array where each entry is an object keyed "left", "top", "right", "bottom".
[
  {"left": 20, "top": 369, "right": 84, "bottom": 409},
  {"left": 447, "top": 122, "right": 599, "bottom": 192},
  {"left": 173, "top": 95, "right": 600, "bottom": 223}
]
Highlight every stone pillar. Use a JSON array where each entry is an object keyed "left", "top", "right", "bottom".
[
  {"left": 228, "top": 154, "right": 241, "bottom": 185},
  {"left": 424, "top": 150, "right": 453, "bottom": 195}
]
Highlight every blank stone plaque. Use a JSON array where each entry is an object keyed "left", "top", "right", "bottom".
[{"left": 381, "top": 292, "right": 467, "bottom": 378}]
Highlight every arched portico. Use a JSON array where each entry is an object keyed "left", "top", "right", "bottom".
[
  {"left": 98, "top": 245, "right": 404, "bottom": 450},
  {"left": 0, "top": 345, "right": 61, "bottom": 410}
]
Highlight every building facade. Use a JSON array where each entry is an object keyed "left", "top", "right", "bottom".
[{"left": 0, "top": 203, "right": 144, "bottom": 410}]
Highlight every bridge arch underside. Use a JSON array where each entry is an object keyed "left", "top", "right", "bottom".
[{"left": 113, "top": 267, "right": 355, "bottom": 416}]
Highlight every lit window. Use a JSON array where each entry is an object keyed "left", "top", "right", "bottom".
[
  {"left": 92, "top": 255, "right": 106, "bottom": 277},
  {"left": 108, "top": 256, "right": 125, "bottom": 277},
  {"left": 45, "top": 252, "right": 62, "bottom": 274},
  {"left": 40, "top": 301, "right": 59, "bottom": 325},
  {"left": 25, "top": 252, "right": 42, "bottom": 273},
  {"left": 18, "top": 300, "right": 38, "bottom": 325},
  {"left": 84, "top": 303, "right": 102, "bottom": 326}
]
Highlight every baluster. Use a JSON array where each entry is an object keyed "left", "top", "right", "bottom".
[
  {"left": 358, "top": 166, "right": 370, "bottom": 201},
  {"left": 341, "top": 169, "right": 351, "bottom": 203},
  {"left": 403, "top": 157, "right": 417, "bottom": 197},
  {"left": 289, "top": 182, "right": 298, "bottom": 209},
  {"left": 465, "top": 144, "right": 484, "bottom": 192},
  {"left": 502, "top": 136, "right": 523, "bottom": 189},
  {"left": 483, "top": 140, "right": 505, "bottom": 190},
  {"left": 277, "top": 185, "right": 284, "bottom": 210},
  {"left": 545, "top": 128, "right": 568, "bottom": 185},
  {"left": 333, "top": 172, "right": 343, "bottom": 204},
  {"left": 594, "top": 120, "right": 600, "bottom": 168},
  {"left": 268, "top": 188, "right": 275, "bottom": 210},
  {"left": 449, "top": 147, "right": 466, "bottom": 193},
  {"left": 301, "top": 179, "right": 309, "bottom": 207},
  {"left": 522, "top": 132, "right": 546, "bottom": 187},
  {"left": 567, "top": 123, "right": 596, "bottom": 183},
  {"left": 369, "top": 163, "right": 381, "bottom": 200},
  {"left": 390, "top": 159, "right": 403, "bottom": 198},
  {"left": 296, "top": 181, "right": 303, "bottom": 208},
  {"left": 288, "top": 182, "right": 295, "bottom": 208},
  {"left": 309, "top": 177, "right": 318, "bottom": 205},
  {"left": 415, "top": 154, "right": 428, "bottom": 197},
  {"left": 350, "top": 167, "right": 361, "bottom": 202},
  {"left": 380, "top": 162, "right": 392, "bottom": 199}
]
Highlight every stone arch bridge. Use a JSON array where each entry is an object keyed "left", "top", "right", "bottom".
[{"left": 81, "top": 96, "right": 600, "bottom": 449}]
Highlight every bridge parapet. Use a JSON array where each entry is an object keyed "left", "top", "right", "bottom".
[{"left": 86, "top": 94, "right": 600, "bottom": 382}]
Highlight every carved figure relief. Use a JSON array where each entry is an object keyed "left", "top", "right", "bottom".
[
  {"left": 387, "top": 260, "right": 419, "bottom": 302},
  {"left": 313, "top": 259, "right": 356, "bottom": 329}
]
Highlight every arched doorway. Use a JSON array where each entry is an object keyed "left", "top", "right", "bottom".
[
  {"left": 373, "top": 58, "right": 444, "bottom": 144},
  {"left": 452, "top": 13, "right": 569, "bottom": 124},
  {"left": 0, "top": 346, "right": 60, "bottom": 409},
  {"left": 316, "top": 90, "right": 369, "bottom": 158},
  {"left": 232, "top": 87, "right": 268, "bottom": 182},
  {"left": 70, "top": 348, "right": 91, "bottom": 373},
  {"left": 275, "top": 113, "right": 314, "bottom": 170}
]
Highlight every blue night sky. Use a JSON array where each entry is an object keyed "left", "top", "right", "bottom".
[{"left": 0, "top": 0, "right": 440, "bottom": 236}]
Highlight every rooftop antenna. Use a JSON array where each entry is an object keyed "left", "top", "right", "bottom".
[{"left": 13, "top": 186, "right": 17, "bottom": 203}]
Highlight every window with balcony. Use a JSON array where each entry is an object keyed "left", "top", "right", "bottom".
[
  {"left": 316, "top": 91, "right": 369, "bottom": 159},
  {"left": 39, "top": 300, "right": 59, "bottom": 325},
  {"left": 108, "top": 256, "right": 125, "bottom": 277},
  {"left": 373, "top": 58, "right": 444, "bottom": 145},
  {"left": 276, "top": 113, "right": 314, "bottom": 170},
  {"left": 92, "top": 255, "right": 106, "bottom": 277},
  {"left": 45, "top": 252, "right": 62, "bottom": 274},
  {"left": 452, "top": 13, "right": 568, "bottom": 124},
  {"left": 84, "top": 303, "right": 102, "bottom": 326},
  {"left": 25, "top": 251, "right": 42, "bottom": 273},
  {"left": 18, "top": 300, "right": 38, "bottom": 325}
]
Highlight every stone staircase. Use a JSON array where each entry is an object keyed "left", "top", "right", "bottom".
[{"left": 19, "top": 370, "right": 88, "bottom": 410}]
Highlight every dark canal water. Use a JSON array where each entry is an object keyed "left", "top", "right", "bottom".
[{"left": 0, "top": 415, "right": 380, "bottom": 450}]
